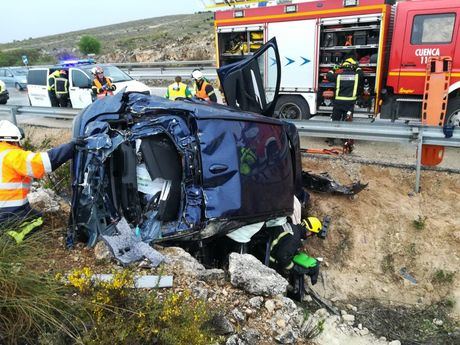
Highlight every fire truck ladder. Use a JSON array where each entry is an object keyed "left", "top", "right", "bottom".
[{"left": 420, "top": 56, "right": 452, "bottom": 166}]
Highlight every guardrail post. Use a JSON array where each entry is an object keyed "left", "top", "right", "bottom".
[
  {"left": 415, "top": 128, "right": 423, "bottom": 193},
  {"left": 10, "top": 106, "right": 18, "bottom": 126}
]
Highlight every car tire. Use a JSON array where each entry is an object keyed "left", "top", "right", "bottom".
[
  {"left": 15, "top": 83, "right": 22, "bottom": 91},
  {"left": 445, "top": 97, "right": 460, "bottom": 126},
  {"left": 275, "top": 95, "right": 311, "bottom": 120}
]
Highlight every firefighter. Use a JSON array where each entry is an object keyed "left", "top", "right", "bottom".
[
  {"left": 165, "top": 76, "right": 192, "bottom": 100},
  {"left": 48, "top": 70, "right": 64, "bottom": 107},
  {"left": 268, "top": 217, "right": 321, "bottom": 285},
  {"left": 55, "top": 70, "right": 70, "bottom": 107},
  {"left": 91, "top": 66, "right": 116, "bottom": 98},
  {"left": 192, "top": 69, "right": 217, "bottom": 102},
  {"left": 327, "top": 56, "right": 363, "bottom": 149},
  {"left": 0, "top": 120, "right": 75, "bottom": 243}
]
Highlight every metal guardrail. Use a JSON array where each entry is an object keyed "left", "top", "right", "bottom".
[
  {"left": 127, "top": 67, "right": 218, "bottom": 80},
  {"left": 0, "top": 103, "right": 458, "bottom": 192},
  {"left": 114, "top": 60, "right": 215, "bottom": 69},
  {"left": 0, "top": 105, "right": 80, "bottom": 123},
  {"left": 290, "top": 119, "right": 460, "bottom": 192}
]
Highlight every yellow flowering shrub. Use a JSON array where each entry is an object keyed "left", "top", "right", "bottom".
[{"left": 66, "top": 267, "right": 218, "bottom": 345}]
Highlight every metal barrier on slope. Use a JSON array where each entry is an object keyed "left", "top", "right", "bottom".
[
  {"left": 0, "top": 105, "right": 80, "bottom": 124},
  {"left": 290, "top": 119, "right": 460, "bottom": 192}
]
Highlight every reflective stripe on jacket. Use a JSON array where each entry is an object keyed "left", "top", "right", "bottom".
[
  {"left": 0, "top": 142, "right": 52, "bottom": 209},
  {"left": 47, "top": 71, "right": 61, "bottom": 91},
  {"left": 195, "top": 80, "right": 214, "bottom": 101},
  {"left": 165, "top": 82, "right": 190, "bottom": 100},
  {"left": 269, "top": 223, "right": 297, "bottom": 270},
  {"left": 55, "top": 78, "right": 69, "bottom": 95},
  {"left": 92, "top": 77, "right": 114, "bottom": 94},
  {"left": 327, "top": 68, "right": 363, "bottom": 102}
]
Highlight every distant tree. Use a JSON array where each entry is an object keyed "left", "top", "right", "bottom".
[{"left": 78, "top": 36, "right": 101, "bottom": 55}]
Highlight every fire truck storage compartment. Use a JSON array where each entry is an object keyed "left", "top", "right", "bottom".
[
  {"left": 217, "top": 26, "right": 264, "bottom": 66},
  {"left": 318, "top": 15, "right": 382, "bottom": 114}
]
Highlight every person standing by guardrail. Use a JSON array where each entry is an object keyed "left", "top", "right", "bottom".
[
  {"left": 192, "top": 69, "right": 217, "bottom": 103},
  {"left": 48, "top": 70, "right": 65, "bottom": 107},
  {"left": 165, "top": 76, "right": 192, "bottom": 100},
  {"left": 91, "top": 66, "right": 116, "bottom": 99},
  {"left": 0, "top": 120, "right": 75, "bottom": 243},
  {"left": 55, "top": 70, "right": 70, "bottom": 108}
]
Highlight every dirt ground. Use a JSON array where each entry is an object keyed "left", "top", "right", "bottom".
[
  {"left": 302, "top": 156, "right": 460, "bottom": 320},
  {"left": 24, "top": 125, "right": 460, "bottom": 324}
]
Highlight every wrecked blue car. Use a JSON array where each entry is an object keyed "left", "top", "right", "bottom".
[{"left": 69, "top": 39, "right": 304, "bottom": 249}]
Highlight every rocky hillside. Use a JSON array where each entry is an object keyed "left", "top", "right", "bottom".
[{"left": 0, "top": 12, "right": 215, "bottom": 63}]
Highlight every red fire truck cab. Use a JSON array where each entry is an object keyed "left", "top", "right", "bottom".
[{"left": 212, "top": 0, "right": 460, "bottom": 126}]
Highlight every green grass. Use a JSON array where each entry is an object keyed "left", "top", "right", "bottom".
[
  {"left": 432, "top": 270, "right": 455, "bottom": 285},
  {"left": 0, "top": 231, "right": 83, "bottom": 344},
  {"left": 413, "top": 215, "right": 427, "bottom": 230},
  {"left": 0, "top": 12, "right": 214, "bottom": 62}
]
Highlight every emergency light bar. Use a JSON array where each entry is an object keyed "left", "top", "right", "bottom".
[{"left": 58, "top": 58, "right": 95, "bottom": 67}]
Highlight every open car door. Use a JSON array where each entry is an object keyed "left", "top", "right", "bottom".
[{"left": 218, "top": 37, "right": 281, "bottom": 117}]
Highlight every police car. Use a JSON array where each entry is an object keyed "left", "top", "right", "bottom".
[{"left": 27, "top": 60, "right": 150, "bottom": 108}]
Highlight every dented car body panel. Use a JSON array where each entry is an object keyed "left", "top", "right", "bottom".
[
  {"left": 69, "top": 39, "right": 305, "bottom": 246},
  {"left": 70, "top": 93, "right": 302, "bottom": 246}
]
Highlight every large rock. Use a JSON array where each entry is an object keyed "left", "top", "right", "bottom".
[
  {"left": 207, "top": 313, "right": 234, "bottom": 335},
  {"left": 228, "top": 253, "right": 288, "bottom": 297},
  {"left": 162, "top": 247, "right": 205, "bottom": 276},
  {"left": 226, "top": 328, "right": 260, "bottom": 345},
  {"left": 94, "top": 241, "right": 112, "bottom": 260},
  {"left": 28, "top": 188, "right": 60, "bottom": 212}
]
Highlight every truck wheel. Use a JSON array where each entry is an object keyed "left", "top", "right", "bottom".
[
  {"left": 275, "top": 96, "right": 310, "bottom": 120},
  {"left": 445, "top": 97, "right": 460, "bottom": 126}
]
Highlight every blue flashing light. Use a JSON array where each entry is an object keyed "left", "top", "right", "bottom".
[{"left": 58, "top": 58, "right": 95, "bottom": 67}]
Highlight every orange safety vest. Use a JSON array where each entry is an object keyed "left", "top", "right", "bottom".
[
  {"left": 195, "top": 80, "right": 213, "bottom": 101},
  {"left": 0, "top": 142, "right": 51, "bottom": 208},
  {"left": 93, "top": 77, "right": 113, "bottom": 94}
]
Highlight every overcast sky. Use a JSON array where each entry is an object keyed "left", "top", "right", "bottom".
[{"left": 0, "top": 0, "right": 204, "bottom": 43}]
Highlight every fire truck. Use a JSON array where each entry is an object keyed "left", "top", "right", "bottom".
[{"left": 207, "top": 0, "right": 460, "bottom": 126}]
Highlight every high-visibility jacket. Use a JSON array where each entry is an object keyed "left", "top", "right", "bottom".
[
  {"left": 55, "top": 77, "right": 69, "bottom": 96},
  {"left": 327, "top": 67, "right": 363, "bottom": 102},
  {"left": 165, "top": 82, "right": 191, "bottom": 100},
  {"left": 195, "top": 80, "right": 216, "bottom": 101},
  {"left": 47, "top": 71, "right": 61, "bottom": 91},
  {"left": 0, "top": 141, "right": 74, "bottom": 222},
  {"left": 92, "top": 77, "right": 115, "bottom": 95},
  {"left": 269, "top": 223, "right": 304, "bottom": 270}
]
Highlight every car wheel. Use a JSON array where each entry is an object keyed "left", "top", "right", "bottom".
[
  {"left": 275, "top": 95, "right": 310, "bottom": 120},
  {"left": 445, "top": 97, "right": 460, "bottom": 126},
  {"left": 15, "top": 83, "right": 22, "bottom": 91}
]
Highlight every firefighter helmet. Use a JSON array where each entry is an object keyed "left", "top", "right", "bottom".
[
  {"left": 91, "top": 66, "right": 104, "bottom": 75},
  {"left": 191, "top": 69, "right": 203, "bottom": 80},
  {"left": 302, "top": 217, "right": 322, "bottom": 234},
  {"left": 342, "top": 58, "right": 358, "bottom": 69},
  {"left": 0, "top": 120, "right": 23, "bottom": 142}
]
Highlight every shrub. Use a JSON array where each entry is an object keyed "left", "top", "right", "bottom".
[
  {"left": 66, "top": 267, "right": 219, "bottom": 345},
  {"left": 0, "top": 49, "right": 55, "bottom": 67},
  {"left": 78, "top": 36, "right": 101, "bottom": 55},
  {"left": 0, "top": 232, "right": 82, "bottom": 344},
  {"left": 432, "top": 270, "right": 455, "bottom": 285}
]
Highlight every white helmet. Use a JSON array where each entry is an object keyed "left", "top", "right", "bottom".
[
  {"left": 0, "top": 120, "right": 22, "bottom": 142},
  {"left": 91, "top": 66, "right": 104, "bottom": 75},
  {"left": 191, "top": 69, "right": 203, "bottom": 80}
]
